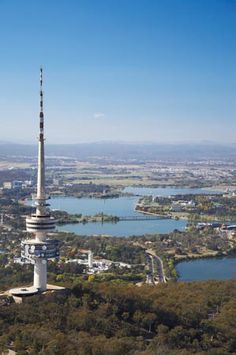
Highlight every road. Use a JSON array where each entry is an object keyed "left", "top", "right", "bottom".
[
  {"left": 132, "top": 241, "right": 167, "bottom": 285},
  {"left": 145, "top": 249, "right": 166, "bottom": 284}
]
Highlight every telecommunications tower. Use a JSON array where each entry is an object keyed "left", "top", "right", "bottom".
[{"left": 10, "top": 69, "right": 59, "bottom": 296}]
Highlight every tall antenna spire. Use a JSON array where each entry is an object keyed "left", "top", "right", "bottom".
[
  {"left": 40, "top": 67, "right": 44, "bottom": 139},
  {"left": 37, "top": 67, "right": 45, "bottom": 204}
]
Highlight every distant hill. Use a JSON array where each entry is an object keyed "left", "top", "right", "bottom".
[{"left": 1, "top": 142, "right": 236, "bottom": 161}]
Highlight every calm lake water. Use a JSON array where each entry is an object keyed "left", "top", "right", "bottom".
[
  {"left": 46, "top": 186, "right": 218, "bottom": 236},
  {"left": 176, "top": 257, "right": 236, "bottom": 281},
  {"left": 49, "top": 196, "right": 139, "bottom": 217},
  {"left": 27, "top": 186, "right": 221, "bottom": 237},
  {"left": 49, "top": 186, "right": 219, "bottom": 216},
  {"left": 48, "top": 195, "right": 187, "bottom": 236},
  {"left": 57, "top": 219, "right": 187, "bottom": 237}
]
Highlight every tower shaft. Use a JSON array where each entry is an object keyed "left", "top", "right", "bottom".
[
  {"left": 10, "top": 68, "right": 59, "bottom": 297},
  {"left": 34, "top": 259, "right": 47, "bottom": 290},
  {"left": 24, "top": 68, "right": 58, "bottom": 292}
]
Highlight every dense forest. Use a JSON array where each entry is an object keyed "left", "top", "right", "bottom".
[{"left": 0, "top": 280, "right": 236, "bottom": 354}]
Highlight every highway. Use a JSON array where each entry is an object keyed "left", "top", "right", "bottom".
[
  {"left": 132, "top": 241, "right": 167, "bottom": 285},
  {"left": 145, "top": 249, "right": 166, "bottom": 284}
]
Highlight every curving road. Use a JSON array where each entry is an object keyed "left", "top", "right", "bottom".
[{"left": 146, "top": 249, "right": 166, "bottom": 284}]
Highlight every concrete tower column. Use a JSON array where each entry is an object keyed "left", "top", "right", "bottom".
[{"left": 34, "top": 259, "right": 47, "bottom": 291}]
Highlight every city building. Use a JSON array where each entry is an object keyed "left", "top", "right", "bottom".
[
  {"left": 12, "top": 180, "right": 23, "bottom": 189},
  {"left": 3, "top": 182, "right": 12, "bottom": 189},
  {"left": 65, "top": 249, "right": 131, "bottom": 275}
]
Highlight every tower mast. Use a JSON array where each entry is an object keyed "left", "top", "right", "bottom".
[
  {"left": 10, "top": 69, "right": 59, "bottom": 296},
  {"left": 37, "top": 67, "right": 46, "bottom": 203}
]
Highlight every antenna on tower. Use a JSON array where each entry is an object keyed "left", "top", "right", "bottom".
[
  {"left": 39, "top": 67, "right": 44, "bottom": 141},
  {"left": 36, "top": 66, "right": 46, "bottom": 202}
]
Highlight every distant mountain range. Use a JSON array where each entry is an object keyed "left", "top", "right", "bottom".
[{"left": 0, "top": 142, "right": 236, "bottom": 161}]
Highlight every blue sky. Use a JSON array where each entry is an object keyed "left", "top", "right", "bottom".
[{"left": 0, "top": 0, "right": 235, "bottom": 144}]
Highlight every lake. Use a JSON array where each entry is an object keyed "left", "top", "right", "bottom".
[
  {"left": 48, "top": 195, "right": 187, "bottom": 236},
  {"left": 176, "top": 256, "right": 236, "bottom": 281},
  {"left": 47, "top": 186, "right": 217, "bottom": 236},
  {"left": 49, "top": 186, "right": 219, "bottom": 217},
  {"left": 27, "top": 186, "right": 220, "bottom": 237},
  {"left": 49, "top": 196, "right": 139, "bottom": 217},
  {"left": 57, "top": 219, "right": 187, "bottom": 237}
]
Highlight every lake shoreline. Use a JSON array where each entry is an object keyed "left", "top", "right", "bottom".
[{"left": 175, "top": 252, "right": 236, "bottom": 281}]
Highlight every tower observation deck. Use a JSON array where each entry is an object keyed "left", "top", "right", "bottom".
[{"left": 10, "top": 69, "right": 59, "bottom": 296}]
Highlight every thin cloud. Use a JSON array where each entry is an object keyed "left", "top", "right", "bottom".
[{"left": 93, "top": 112, "right": 105, "bottom": 119}]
